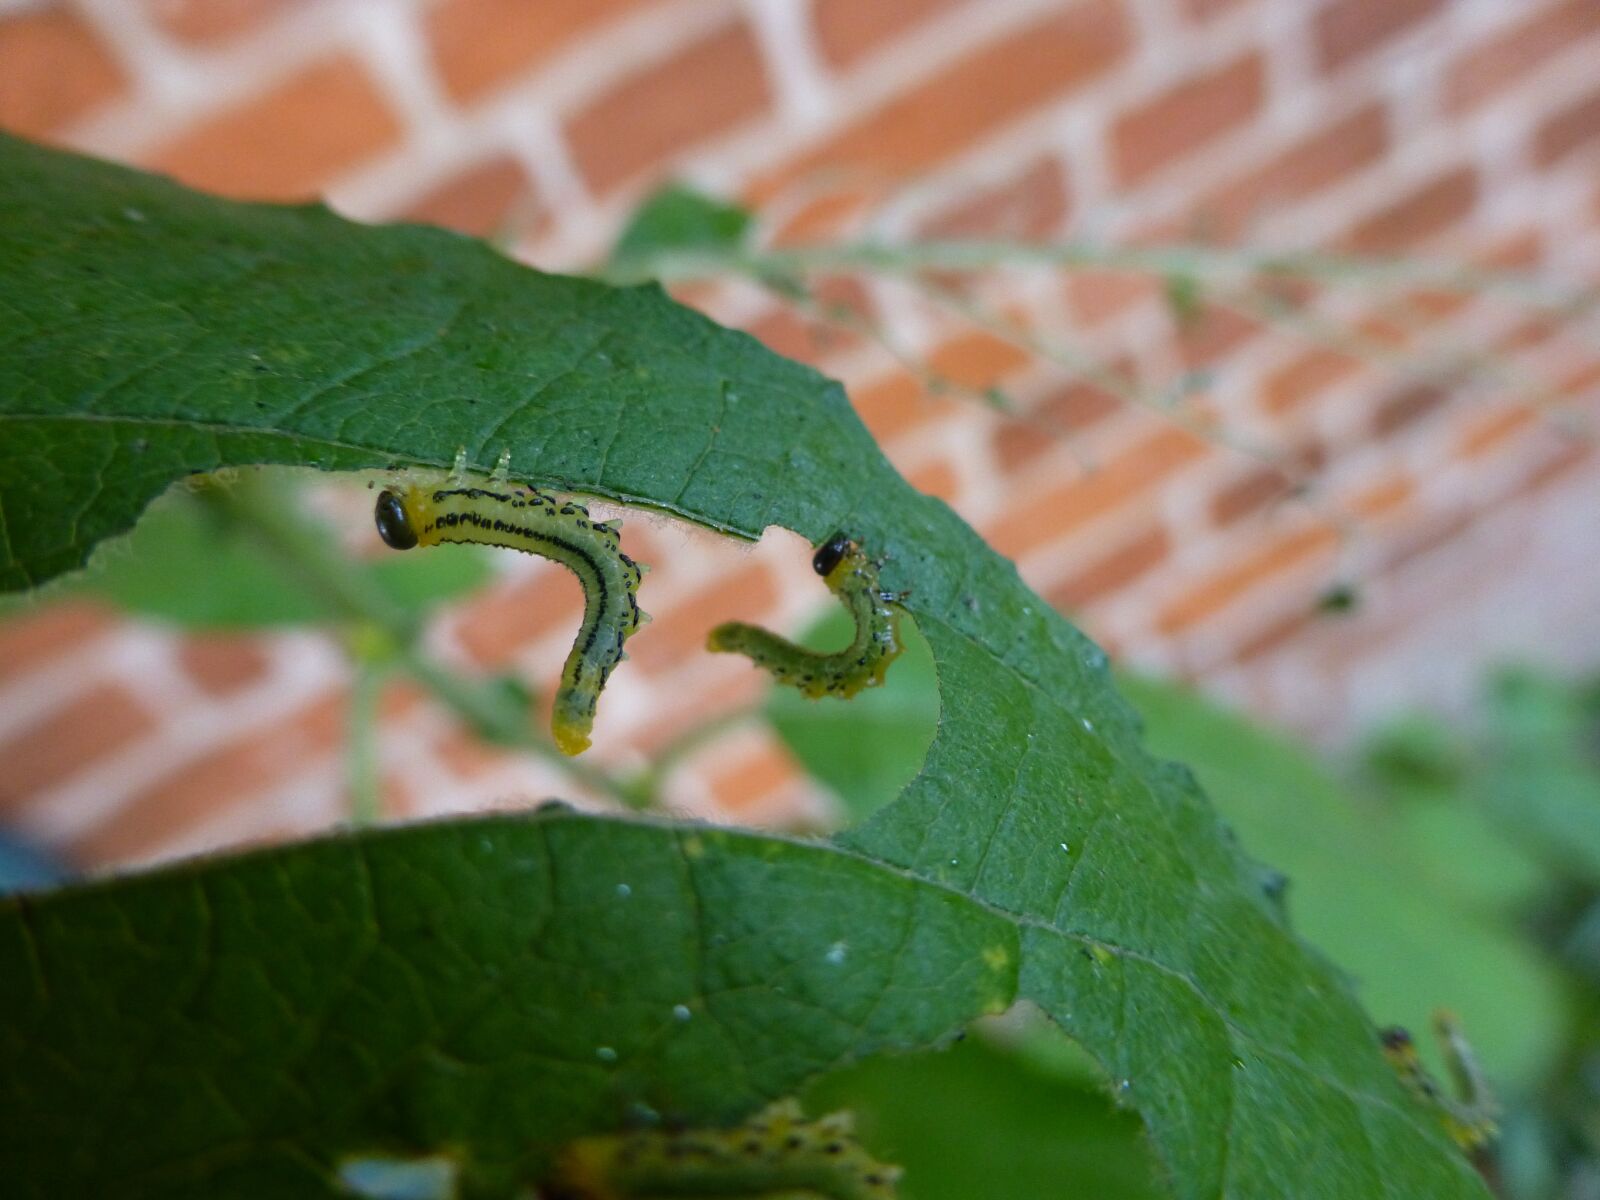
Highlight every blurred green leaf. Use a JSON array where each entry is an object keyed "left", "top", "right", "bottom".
[
  {"left": 1479, "top": 670, "right": 1600, "bottom": 884},
  {"left": 1118, "top": 673, "right": 1567, "bottom": 1092},
  {"left": 805, "top": 1024, "right": 1163, "bottom": 1200},
  {"left": 608, "top": 182, "right": 754, "bottom": 280},
  {"left": 766, "top": 610, "right": 938, "bottom": 823},
  {"left": 1362, "top": 715, "right": 1547, "bottom": 913},
  {"left": 1, "top": 812, "right": 1016, "bottom": 1196}
]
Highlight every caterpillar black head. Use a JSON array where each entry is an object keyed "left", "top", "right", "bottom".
[
  {"left": 374, "top": 489, "right": 419, "bottom": 550},
  {"left": 812, "top": 531, "right": 852, "bottom": 577}
]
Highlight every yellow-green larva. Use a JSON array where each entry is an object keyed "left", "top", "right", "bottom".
[
  {"left": 548, "top": 1099, "right": 900, "bottom": 1199},
  {"left": 706, "top": 531, "right": 903, "bottom": 698},
  {"left": 373, "top": 480, "right": 645, "bottom": 756}
]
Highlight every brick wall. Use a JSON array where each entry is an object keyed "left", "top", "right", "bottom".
[{"left": 2, "top": 0, "right": 1598, "bottom": 870}]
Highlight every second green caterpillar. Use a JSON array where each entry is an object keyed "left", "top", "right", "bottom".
[{"left": 707, "top": 531, "right": 903, "bottom": 698}]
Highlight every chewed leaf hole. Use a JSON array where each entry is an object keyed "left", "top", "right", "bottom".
[{"left": 766, "top": 609, "right": 938, "bottom": 824}]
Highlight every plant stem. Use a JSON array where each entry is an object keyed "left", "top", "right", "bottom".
[
  {"left": 610, "top": 240, "right": 1598, "bottom": 311},
  {"left": 347, "top": 660, "right": 385, "bottom": 826}
]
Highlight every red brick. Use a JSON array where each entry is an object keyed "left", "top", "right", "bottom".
[
  {"left": 1445, "top": 1, "right": 1600, "bottom": 113},
  {"left": 811, "top": 273, "right": 878, "bottom": 327},
  {"left": 1048, "top": 523, "right": 1170, "bottom": 609},
  {"left": 1314, "top": 0, "right": 1445, "bottom": 72},
  {"left": 1111, "top": 52, "right": 1267, "bottom": 187},
  {"left": 851, "top": 371, "right": 962, "bottom": 443},
  {"left": 994, "top": 376, "right": 1123, "bottom": 471},
  {"left": 920, "top": 156, "right": 1071, "bottom": 240},
  {"left": 402, "top": 156, "right": 541, "bottom": 239},
  {"left": 1533, "top": 84, "right": 1600, "bottom": 167},
  {"left": 811, "top": 0, "right": 968, "bottom": 70},
  {"left": 1210, "top": 465, "right": 1294, "bottom": 525},
  {"left": 630, "top": 562, "right": 779, "bottom": 673},
  {"left": 146, "top": 55, "right": 402, "bottom": 200},
  {"left": 758, "top": 3, "right": 1130, "bottom": 193},
  {"left": 0, "top": 603, "right": 113, "bottom": 684},
  {"left": 1350, "top": 476, "right": 1415, "bottom": 518},
  {"left": 0, "top": 11, "right": 127, "bottom": 139},
  {"left": 451, "top": 568, "right": 585, "bottom": 669},
  {"left": 0, "top": 683, "right": 156, "bottom": 810},
  {"left": 379, "top": 678, "right": 427, "bottom": 722},
  {"left": 69, "top": 692, "right": 344, "bottom": 866},
  {"left": 1232, "top": 608, "right": 1315, "bottom": 662},
  {"left": 1495, "top": 317, "right": 1560, "bottom": 356},
  {"left": 565, "top": 20, "right": 771, "bottom": 195},
  {"left": 1400, "top": 286, "right": 1472, "bottom": 323},
  {"left": 746, "top": 274, "right": 871, "bottom": 364},
  {"left": 1180, "top": 0, "right": 1254, "bottom": 19},
  {"left": 1157, "top": 525, "right": 1339, "bottom": 632},
  {"left": 1174, "top": 303, "right": 1262, "bottom": 369},
  {"left": 1377, "top": 508, "right": 1473, "bottom": 574},
  {"left": 381, "top": 773, "right": 419, "bottom": 820},
  {"left": 142, "top": 0, "right": 308, "bottom": 45},
  {"left": 1195, "top": 103, "right": 1390, "bottom": 239},
  {"left": 1343, "top": 166, "right": 1478, "bottom": 253},
  {"left": 434, "top": 724, "right": 515, "bottom": 780},
  {"left": 907, "top": 458, "right": 961, "bottom": 503},
  {"left": 178, "top": 635, "right": 271, "bottom": 697},
  {"left": 928, "top": 330, "right": 1032, "bottom": 392},
  {"left": 1371, "top": 383, "right": 1449, "bottom": 437},
  {"left": 745, "top": 307, "right": 841, "bottom": 366},
  {"left": 1455, "top": 405, "right": 1538, "bottom": 459},
  {"left": 426, "top": 0, "right": 661, "bottom": 104},
  {"left": 632, "top": 669, "right": 766, "bottom": 756},
  {"left": 988, "top": 428, "right": 1209, "bottom": 560},
  {"left": 1560, "top": 360, "right": 1600, "bottom": 400},
  {"left": 1064, "top": 269, "right": 1163, "bottom": 327},
  {"left": 1517, "top": 439, "right": 1594, "bottom": 494},
  {"left": 706, "top": 739, "right": 804, "bottom": 814},
  {"left": 766, "top": 189, "right": 880, "bottom": 247}
]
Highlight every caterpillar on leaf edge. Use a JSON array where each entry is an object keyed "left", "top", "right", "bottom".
[
  {"left": 707, "top": 531, "right": 904, "bottom": 699},
  {"left": 373, "top": 456, "right": 646, "bottom": 756}
]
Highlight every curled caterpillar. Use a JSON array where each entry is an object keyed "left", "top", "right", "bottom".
[
  {"left": 546, "top": 1099, "right": 900, "bottom": 1199},
  {"left": 374, "top": 471, "right": 645, "bottom": 756},
  {"left": 707, "top": 531, "right": 903, "bottom": 699},
  {"left": 1380, "top": 1011, "right": 1498, "bottom": 1152}
]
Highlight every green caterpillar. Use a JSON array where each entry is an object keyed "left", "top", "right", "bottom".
[
  {"left": 707, "top": 532, "right": 903, "bottom": 699},
  {"left": 1380, "top": 1011, "right": 1498, "bottom": 1152},
  {"left": 373, "top": 459, "right": 646, "bottom": 756},
  {"left": 546, "top": 1100, "right": 900, "bottom": 1199}
]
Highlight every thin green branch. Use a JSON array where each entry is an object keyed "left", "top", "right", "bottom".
[
  {"left": 911, "top": 274, "right": 1282, "bottom": 466},
  {"left": 607, "top": 239, "right": 1599, "bottom": 312},
  {"left": 346, "top": 660, "right": 386, "bottom": 826}
]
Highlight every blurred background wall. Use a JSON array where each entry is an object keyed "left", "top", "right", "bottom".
[{"left": 2, "top": 0, "right": 1598, "bottom": 871}]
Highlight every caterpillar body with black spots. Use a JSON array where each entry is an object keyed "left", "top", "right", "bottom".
[
  {"left": 547, "top": 1100, "right": 900, "bottom": 1199},
  {"left": 373, "top": 467, "right": 646, "bottom": 756},
  {"left": 707, "top": 531, "right": 903, "bottom": 699}
]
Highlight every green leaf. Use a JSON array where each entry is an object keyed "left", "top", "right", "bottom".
[
  {"left": 1119, "top": 673, "right": 1566, "bottom": 1092},
  {"left": 766, "top": 609, "right": 939, "bottom": 822},
  {"left": 0, "top": 813, "right": 1014, "bottom": 1195},
  {"left": 804, "top": 1023, "right": 1164, "bottom": 1200},
  {"left": 607, "top": 182, "right": 754, "bottom": 282},
  {"left": 1478, "top": 669, "right": 1600, "bottom": 883},
  {"left": 0, "top": 133, "right": 1490, "bottom": 1198}
]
